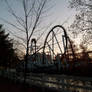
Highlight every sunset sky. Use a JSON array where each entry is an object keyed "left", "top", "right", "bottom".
[{"left": 0, "top": 0, "right": 80, "bottom": 51}]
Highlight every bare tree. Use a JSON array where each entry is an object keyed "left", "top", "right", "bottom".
[
  {"left": 2, "top": 0, "right": 52, "bottom": 82},
  {"left": 69, "top": 0, "right": 92, "bottom": 48}
]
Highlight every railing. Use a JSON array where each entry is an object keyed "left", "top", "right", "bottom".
[{"left": 0, "top": 69, "right": 92, "bottom": 92}]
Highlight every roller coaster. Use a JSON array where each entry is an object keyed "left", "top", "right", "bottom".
[{"left": 17, "top": 25, "right": 76, "bottom": 73}]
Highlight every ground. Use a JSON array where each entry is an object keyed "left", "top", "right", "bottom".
[{"left": 0, "top": 76, "right": 59, "bottom": 92}]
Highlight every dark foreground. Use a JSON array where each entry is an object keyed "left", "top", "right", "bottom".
[{"left": 0, "top": 77, "right": 59, "bottom": 92}]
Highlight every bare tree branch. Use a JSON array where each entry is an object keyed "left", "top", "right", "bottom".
[
  {"left": 5, "top": 0, "right": 25, "bottom": 29},
  {"left": 0, "top": 18, "right": 25, "bottom": 32},
  {"left": 28, "top": 0, "right": 47, "bottom": 42},
  {"left": 7, "top": 29, "right": 26, "bottom": 45}
]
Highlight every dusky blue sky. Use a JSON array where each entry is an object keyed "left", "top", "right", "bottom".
[
  {"left": 0, "top": 0, "right": 79, "bottom": 47},
  {"left": 1, "top": 0, "right": 86, "bottom": 52},
  {"left": 0, "top": 0, "right": 76, "bottom": 27},
  {"left": 51, "top": 0, "right": 76, "bottom": 25}
]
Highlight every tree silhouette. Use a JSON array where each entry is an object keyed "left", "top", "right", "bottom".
[
  {"left": 2, "top": 0, "right": 53, "bottom": 81},
  {"left": 0, "top": 24, "right": 18, "bottom": 68},
  {"left": 69, "top": 0, "right": 92, "bottom": 47}
]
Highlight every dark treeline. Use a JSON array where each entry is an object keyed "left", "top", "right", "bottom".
[
  {"left": 61, "top": 41, "right": 92, "bottom": 77},
  {"left": 0, "top": 25, "right": 20, "bottom": 68}
]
